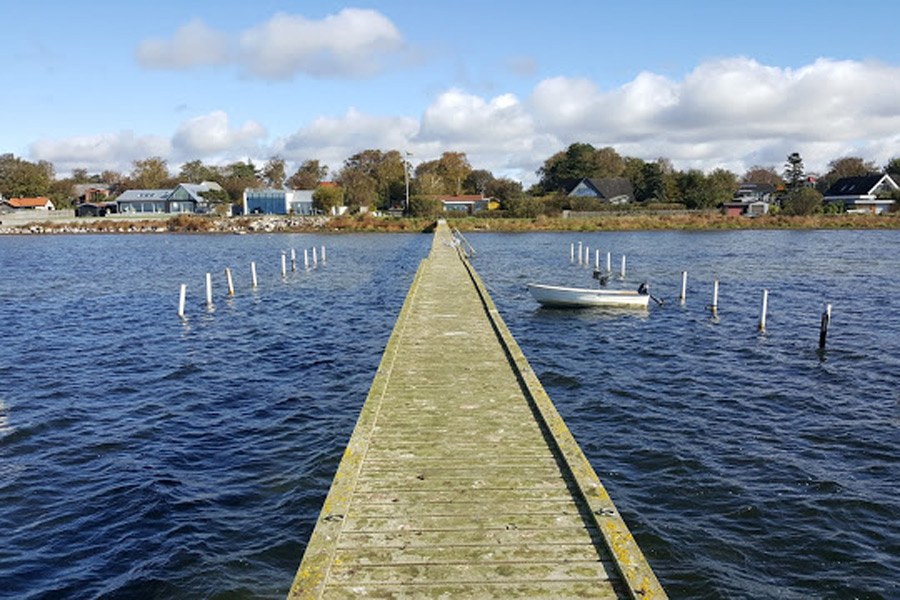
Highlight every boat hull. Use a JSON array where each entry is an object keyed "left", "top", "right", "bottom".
[{"left": 527, "top": 283, "right": 650, "bottom": 309}]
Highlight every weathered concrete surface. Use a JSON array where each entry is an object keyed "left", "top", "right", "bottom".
[{"left": 287, "top": 221, "right": 666, "bottom": 599}]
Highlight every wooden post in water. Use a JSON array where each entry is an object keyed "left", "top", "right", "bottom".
[
  {"left": 759, "top": 289, "right": 769, "bottom": 331},
  {"left": 226, "top": 268, "right": 235, "bottom": 296},
  {"left": 680, "top": 271, "right": 688, "bottom": 304},
  {"left": 584, "top": 245, "right": 589, "bottom": 268},
  {"left": 281, "top": 252, "right": 287, "bottom": 278},
  {"left": 819, "top": 303, "right": 832, "bottom": 349},
  {"left": 595, "top": 249, "right": 600, "bottom": 270},
  {"left": 304, "top": 249, "right": 309, "bottom": 270},
  {"left": 578, "top": 242, "right": 583, "bottom": 265},
  {"left": 177, "top": 284, "right": 186, "bottom": 318},
  {"left": 291, "top": 248, "right": 297, "bottom": 272},
  {"left": 620, "top": 255, "right": 626, "bottom": 278},
  {"left": 570, "top": 243, "right": 574, "bottom": 263},
  {"left": 205, "top": 273, "right": 212, "bottom": 307},
  {"left": 313, "top": 247, "right": 318, "bottom": 268},
  {"left": 712, "top": 280, "right": 719, "bottom": 314},
  {"left": 606, "top": 251, "right": 611, "bottom": 273},
  {"left": 321, "top": 246, "right": 326, "bottom": 263},
  {"left": 251, "top": 262, "right": 258, "bottom": 288}
]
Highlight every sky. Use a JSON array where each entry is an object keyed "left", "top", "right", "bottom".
[{"left": 3, "top": 0, "right": 900, "bottom": 185}]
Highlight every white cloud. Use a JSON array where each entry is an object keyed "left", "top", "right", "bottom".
[
  {"left": 28, "top": 57, "right": 900, "bottom": 183},
  {"left": 172, "top": 110, "right": 266, "bottom": 156},
  {"left": 135, "top": 9, "right": 406, "bottom": 80},
  {"left": 135, "top": 19, "right": 229, "bottom": 69},
  {"left": 29, "top": 131, "right": 171, "bottom": 174}
]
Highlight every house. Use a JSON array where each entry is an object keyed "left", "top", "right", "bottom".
[
  {"left": 722, "top": 200, "right": 770, "bottom": 217},
  {"left": 431, "top": 195, "right": 495, "bottom": 215},
  {"left": 823, "top": 174, "right": 898, "bottom": 214},
  {"left": 723, "top": 183, "right": 776, "bottom": 216},
  {"left": 567, "top": 178, "right": 634, "bottom": 204},
  {"left": 114, "top": 182, "right": 225, "bottom": 215},
  {"left": 72, "top": 183, "right": 112, "bottom": 204},
  {"left": 75, "top": 202, "right": 117, "bottom": 217},
  {"left": 243, "top": 189, "right": 315, "bottom": 215},
  {"left": 0, "top": 197, "right": 55, "bottom": 212}
]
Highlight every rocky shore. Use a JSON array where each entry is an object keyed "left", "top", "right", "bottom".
[{"left": 0, "top": 215, "right": 333, "bottom": 235}]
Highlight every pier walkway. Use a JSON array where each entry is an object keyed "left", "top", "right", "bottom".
[{"left": 288, "top": 222, "right": 666, "bottom": 599}]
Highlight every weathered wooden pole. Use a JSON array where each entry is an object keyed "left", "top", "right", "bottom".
[
  {"left": 312, "top": 247, "right": 318, "bottom": 267},
  {"left": 321, "top": 246, "right": 326, "bottom": 263},
  {"left": 291, "top": 248, "right": 297, "bottom": 272},
  {"left": 177, "top": 284, "right": 186, "bottom": 318},
  {"left": 584, "top": 245, "right": 589, "bottom": 268},
  {"left": 819, "top": 303, "right": 832, "bottom": 349},
  {"left": 304, "top": 249, "right": 310, "bottom": 270},
  {"left": 226, "top": 268, "right": 235, "bottom": 296},
  {"left": 759, "top": 289, "right": 769, "bottom": 331},
  {"left": 570, "top": 243, "right": 575, "bottom": 263},
  {"left": 620, "top": 255, "right": 626, "bottom": 278},
  {"left": 205, "top": 273, "right": 213, "bottom": 307},
  {"left": 606, "top": 251, "right": 611, "bottom": 273},
  {"left": 595, "top": 249, "right": 600, "bottom": 270},
  {"left": 680, "top": 271, "right": 688, "bottom": 304},
  {"left": 578, "top": 242, "right": 583, "bottom": 265},
  {"left": 251, "top": 261, "right": 258, "bottom": 288},
  {"left": 281, "top": 252, "right": 287, "bottom": 278}
]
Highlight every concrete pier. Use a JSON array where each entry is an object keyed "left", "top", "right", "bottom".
[{"left": 288, "top": 221, "right": 666, "bottom": 599}]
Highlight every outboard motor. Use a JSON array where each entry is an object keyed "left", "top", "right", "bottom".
[
  {"left": 592, "top": 269, "right": 609, "bottom": 286},
  {"left": 638, "top": 282, "right": 649, "bottom": 295}
]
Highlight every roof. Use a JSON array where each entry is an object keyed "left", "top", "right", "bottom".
[
  {"left": 432, "top": 194, "right": 489, "bottom": 203},
  {"left": 116, "top": 189, "right": 173, "bottom": 201},
  {"left": 739, "top": 183, "right": 777, "bottom": 194},
  {"left": 569, "top": 178, "right": 634, "bottom": 200},
  {"left": 6, "top": 197, "right": 51, "bottom": 208},
  {"left": 823, "top": 174, "right": 897, "bottom": 197}
]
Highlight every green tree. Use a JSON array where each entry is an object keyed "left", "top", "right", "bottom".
[
  {"left": 536, "top": 143, "right": 624, "bottom": 192},
  {"left": 485, "top": 177, "right": 523, "bottom": 206},
  {"left": 675, "top": 169, "right": 717, "bottom": 209},
  {"left": 463, "top": 169, "right": 494, "bottom": 195},
  {"left": 782, "top": 187, "right": 823, "bottom": 215},
  {"left": 287, "top": 159, "right": 328, "bottom": 189},
  {"left": 262, "top": 156, "right": 286, "bottom": 188},
  {"left": 312, "top": 184, "right": 344, "bottom": 214},
  {"left": 783, "top": 152, "right": 805, "bottom": 196},
  {"left": 884, "top": 157, "right": 900, "bottom": 178},
  {"left": 707, "top": 168, "right": 739, "bottom": 205},
  {"left": 220, "top": 160, "right": 261, "bottom": 204},
  {"left": 436, "top": 152, "right": 472, "bottom": 196},
  {"left": 817, "top": 156, "right": 878, "bottom": 193},
  {"left": 504, "top": 196, "right": 545, "bottom": 218},
  {"left": 128, "top": 157, "right": 171, "bottom": 189},
  {"left": 71, "top": 168, "right": 91, "bottom": 183},
  {"left": 179, "top": 160, "right": 221, "bottom": 184},
  {"left": 408, "top": 194, "right": 443, "bottom": 217},
  {"left": 337, "top": 150, "right": 405, "bottom": 209},
  {"left": 0, "top": 153, "right": 53, "bottom": 198},
  {"left": 199, "top": 188, "right": 231, "bottom": 215}
]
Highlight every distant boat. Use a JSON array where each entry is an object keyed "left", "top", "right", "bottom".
[{"left": 527, "top": 282, "right": 651, "bottom": 309}]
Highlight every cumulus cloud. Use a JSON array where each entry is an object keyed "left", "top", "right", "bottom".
[
  {"left": 172, "top": 110, "right": 267, "bottom": 156},
  {"left": 30, "top": 131, "right": 171, "bottom": 173},
  {"left": 135, "top": 9, "right": 406, "bottom": 79}
]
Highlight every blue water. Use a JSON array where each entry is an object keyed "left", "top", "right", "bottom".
[{"left": 1, "top": 230, "right": 898, "bottom": 599}]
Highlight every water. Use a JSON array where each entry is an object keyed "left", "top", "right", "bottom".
[{"left": 1, "top": 230, "right": 898, "bottom": 599}]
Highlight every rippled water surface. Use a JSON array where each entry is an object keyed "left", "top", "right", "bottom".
[{"left": 1, "top": 230, "right": 899, "bottom": 599}]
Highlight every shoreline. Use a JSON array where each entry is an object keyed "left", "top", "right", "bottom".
[{"left": 1, "top": 212, "right": 898, "bottom": 235}]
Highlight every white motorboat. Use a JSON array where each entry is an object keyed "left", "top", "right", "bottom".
[{"left": 527, "top": 282, "right": 651, "bottom": 309}]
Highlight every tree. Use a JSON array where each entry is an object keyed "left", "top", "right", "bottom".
[
  {"left": 675, "top": 169, "right": 717, "bottom": 209},
  {"left": 71, "top": 168, "right": 91, "bottom": 183},
  {"left": 884, "top": 157, "right": 900, "bottom": 178},
  {"left": 312, "top": 184, "right": 344, "bottom": 214},
  {"left": 707, "top": 168, "right": 739, "bottom": 205},
  {"left": 220, "top": 160, "right": 261, "bottom": 204},
  {"left": 408, "top": 195, "right": 443, "bottom": 217},
  {"left": 436, "top": 152, "right": 472, "bottom": 196},
  {"left": 337, "top": 150, "right": 405, "bottom": 209},
  {"left": 463, "top": 169, "right": 494, "bottom": 195},
  {"left": 783, "top": 152, "right": 806, "bottom": 197},
  {"left": 129, "top": 157, "right": 171, "bottom": 189},
  {"left": 504, "top": 196, "right": 545, "bottom": 218},
  {"left": 536, "top": 143, "right": 623, "bottom": 192},
  {"left": 817, "top": 156, "right": 878, "bottom": 193},
  {"left": 262, "top": 156, "right": 286, "bottom": 188},
  {"left": 485, "top": 177, "right": 523, "bottom": 206},
  {"left": 742, "top": 165, "right": 782, "bottom": 187},
  {"left": 0, "top": 153, "right": 52, "bottom": 198},
  {"left": 287, "top": 159, "right": 328, "bottom": 189},
  {"left": 199, "top": 188, "right": 231, "bottom": 215},
  {"left": 782, "top": 187, "right": 823, "bottom": 215},
  {"left": 179, "top": 160, "right": 221, "bottom": 184}
]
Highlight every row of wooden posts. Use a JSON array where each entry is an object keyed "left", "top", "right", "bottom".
[
  {"left": 177, "top": 245, "right": 326, "bottom": 319},
  {"left": 569, "top": 242, "right": 832, "bottom": 349}
]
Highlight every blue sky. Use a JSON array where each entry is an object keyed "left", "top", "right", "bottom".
[{"left": 4, "top": 0, "right": 900, "bottom": 183}]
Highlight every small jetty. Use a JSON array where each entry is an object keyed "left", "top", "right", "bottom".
[{"left": 287, "top": 221, "right": 666, "bottom": 599}]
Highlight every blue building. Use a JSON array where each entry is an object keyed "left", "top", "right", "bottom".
[{"left": 243, "top": 189, "right": 315, "bottom": 215}]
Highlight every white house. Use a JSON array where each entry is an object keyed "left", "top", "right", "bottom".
[{"left": 823, "top": 174, "right": 898, "bottom": 214}]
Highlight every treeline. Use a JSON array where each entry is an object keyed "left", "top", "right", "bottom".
[{"left": 3, "top": 144, "right": 900, "bottom": 215}]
